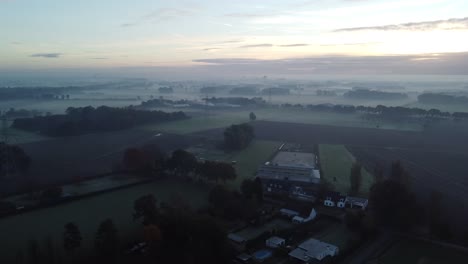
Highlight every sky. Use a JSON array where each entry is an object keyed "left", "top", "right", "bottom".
[{"left": 1, "top": 0, "right": 468, "bottom": 76}]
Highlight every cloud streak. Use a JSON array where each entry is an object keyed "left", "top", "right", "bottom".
[
  {"left": 335, "top": 17, "right": 468, "bottom": 32},
  {"left": 279, "top": 43, "right": 309, "bottom": 47},
  {"left": 239, "top": 43, "right": 273, "bottom": 48},
  {"left": 30, "top": 53, "right": 62, "bottom": 58}
]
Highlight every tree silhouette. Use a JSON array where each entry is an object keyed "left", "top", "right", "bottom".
[
  {"left": 63, "top": 222, "right": 82, "bottom": 254},
  {"left": 249, "top": 112, "right": 257, "bottom": 121},
  {"left": 95, "top": 219, "right": 119, "bottom": 258},
  {"left": 349, "top": 163, "right": 362, "bottom": 195}
]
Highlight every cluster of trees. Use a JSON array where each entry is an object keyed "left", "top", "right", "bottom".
[
  {"left": 204, "top": 97, "right": 265, "bottom": 106},
  {"left": 139, "top": 98, "right": 191, "bottom": 108},
  {"left": 369, "top": 161, "right": 423, "bottom": 230},
  {"left": 122, "top": 148, "right": 238, "bottom": 183},
  {"left": 418, "top": 93, "right": 468, "bottom": 105},
  {"left": 12, "top": 106, "right": 187, "bottom": 136},
  {"left": 224, "top": 123, "right": 255, "bottom": 150},
  {"left": 344, "top": 88, "right": 408, "bottom": 100},
  {"left": 349, "top": 163, "right": 362, "bottom": 196},
  {"left": 261, "top": 87, "right": 290, "bottom": 95},
  {"left": 200, "top": 86, "right": 218, "bottom": 94},
  {"left": 304, "top": 103, "right": 468, "bottom": 120},
  {"left": 21, "top": 218, "right": 119, "bottom": 264},
  {"left": 208, "top": 179, "right": 262, "bottom": 221},
  {"left": 157, "top": 87, "right": 173, "bottom": 94},
  {"left": 229, "top": 86, "right": 257, "bottom": 95},
  {"left": 132, "top": 194, "right": 232, "bottom": 264},
  {"left": 0, "top": 142, "right": 31, "bottom": 178},
  {"left": 316, "top": 90, "right": 337, "bottom": 96}
]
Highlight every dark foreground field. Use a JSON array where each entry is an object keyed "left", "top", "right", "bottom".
[
  {"left": 195, "top": 120, "right": 468, "bottom": 228},
  {"left": 2, "top": 129, "right": 196, "bottom": 195}
]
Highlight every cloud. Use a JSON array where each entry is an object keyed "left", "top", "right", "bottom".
[
  {"left": 203, "top": 48, "right": 221, "bottom": 51},
  {"left": 225, "top": 13, "right": 274, "bottom": 18},
  {"left": 91, "top": 57, "right": 108, "bottom": 60},
  {"left": 191, "top": 52, "right": 468, "bottom": 75},
  {"left": 193, "top": 58, "right": 260, "bottom": 64},
  {"left": 30, "top": 53, "right": 62, "bottom": 58},
  {"left": 279, "top": 43, "right": 309, "bottom": 47},
  {"left": 239, "top": 43, "right": 273, "bottom": 48},
  {"left": 120, "top": 23, "right": 135, "bottom": 27},
  {"left": 10, "top": 41, "right": 21, "bottom": 45},
  {"left": 144, "top": 8, "right": 195, "bottom": 21},
  {"left": 335, "top": 17, "right": 468, "bottom": 32}
]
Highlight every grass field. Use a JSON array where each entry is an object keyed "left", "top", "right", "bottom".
[
  {"left": 316, "top": 223, "right": 359, "bottom": 250},
  {"left": 142, "top": 107, "right": 422, "bottom": 135},
  {"left": 319, "top": 144, "right": 374, "bottom": 197},
  {"left": 188, "top": 140, "right": 281, "bottom": 189},
  {"left": 379, "top": 238, "right": 468, "bottom": 264},
  {"left": 0, "top": 178, "right": 210, "bottom": 262},
  {"left": 142, "top": 113, "right": 249, "bottom": 134}
]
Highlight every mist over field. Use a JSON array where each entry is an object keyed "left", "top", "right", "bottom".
[{"left": 2, "top": 0, "right": 468, "bottom": 263}]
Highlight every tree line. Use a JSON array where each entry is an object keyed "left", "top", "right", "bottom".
[
  {"left": 301, "top": 103, "right": 468, "bottom": 120},
  {"left": 12, "top": 106, "right": 187, "bottom": 137},
  {"left": 122, "top": 147, "right": 238, "bottom": 184}
]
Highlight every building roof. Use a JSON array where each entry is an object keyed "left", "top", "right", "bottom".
[
  {"left": 228, "top": 233, "right": 246, "bottom": 243},
  {"left": 257, "top": 165, "right": 320, "bottom": 183},
  {"left": 345, "top": 196, "right": 368, "bottom": 205},
  {"left": 280, "top": 208, "right": 299, "bottom": 216},
  {"left": 266, "top": 236, "right": 285, "bottom": 245},
  {"left": 289, "top": 248, "right": 310, "bottom": 262},
  {"left": 236, "top": 253, "right": 252, "bottom": 262},
  {"left": 296, "top": 238, "right": 338, "bottom": 261},
  {"left": 271, "top": 151, "right": 316, "bottom": 168}
]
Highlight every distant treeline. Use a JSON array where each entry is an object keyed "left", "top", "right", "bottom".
[
  {"left": 158, "top": 87, "right": 174, "bottom": 93},
  {"left": 418, "top": 93, "right": 468, "bottom": 105},
  {"left": 295, "top": 103, "right": 468, "bottom": 119},
  {"left": 0, "top": 80, "right": 151, "bottom": 100},
  {"left": 12, "top": 106, "right": 187, "bottom": 136},
  {"left": 204, "top": 97, "right": 265, "bottom": 106},
  {"left": 139, "top": 98, "right": 192, "bottom": 108},
  {"left": 344, "top": 88, "right": 408, "bottom": 100},
  {"left": 261, "top": 87, "right": 290, "bottom": 95},
  {"left": 2, "top": 108, "right": 42, "bottom": 118}
]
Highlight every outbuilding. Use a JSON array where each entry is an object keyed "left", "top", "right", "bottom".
[{"left": 266, "top": 236, "right": 286, "bottom": 248}]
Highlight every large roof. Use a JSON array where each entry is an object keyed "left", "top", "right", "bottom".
[{"left": 271, "top": 151, "right": 316, "bottom": 168}]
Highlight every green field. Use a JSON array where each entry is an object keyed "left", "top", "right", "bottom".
[
  {"left": 140, "top": 106, "right": 423, "bottom": 135},
  {"left": 0, "top": 179, "right": 210, "bottom": 262},
  {"left": 316, "top": 223, "right": 359, "bottom": 250},
  {"left": 142, "top": 113, "right": 249, "bottom": 134},
  {"left": 188, "top": 140, "right": 281, "bottom": 189},
  {"left": 379, "top": 239, "right": 468, "bottom": 264},
  {"left": 319, "top": 144, "right": 374, "bottom": 197}
]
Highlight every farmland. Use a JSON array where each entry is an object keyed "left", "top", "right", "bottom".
[
  {"left": 319, "top": 144, "right": 374, "bottom": 196},
  {"left": 1, "top": 130, "right": 196, "bottom": 195},
  {"left": 0, "top": 178, "right": 210, "bottom": 263},
  {"left": 143, "top": 106, "right": 423, "bottom": 134},
  {"left": 195, "top": 120, "right": 468, "bottom": 229}
]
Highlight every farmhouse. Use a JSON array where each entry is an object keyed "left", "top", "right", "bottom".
[
  {"left": 289, "top": 238, "right": 339, "bottom": 263},
  {"left": 257, "top": 151, "right": 320, "bottom": 202},
  {"left": 324, "top": 192, "right": 346, "bottom": 208}
]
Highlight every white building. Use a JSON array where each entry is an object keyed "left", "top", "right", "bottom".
[
  {"left": 266, "top": 236, "right": 286, "bottom": 248},
  {"left": 289, "top": 238, "right": 339, "bottom": 262},
  {"left": 280, "top": 208, "right": 300, "bottom": 218},
  {"left": 292, "top": 208, "right": 317, "bottom": 224}
]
